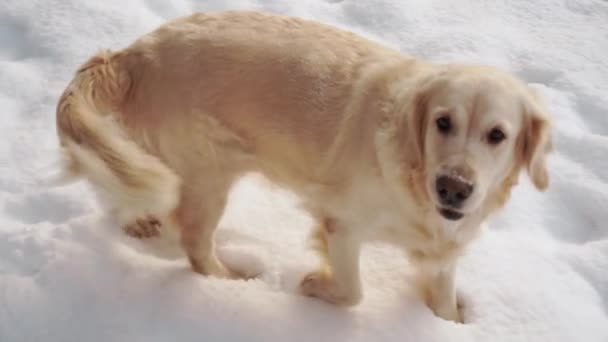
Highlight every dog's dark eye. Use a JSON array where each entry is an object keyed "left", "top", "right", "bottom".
[
  {"left": 436, "top": 116, "right": 452, "bottom": 134},
  {"left": 487, "top": 128, "right": 506, "bottom": 145}
]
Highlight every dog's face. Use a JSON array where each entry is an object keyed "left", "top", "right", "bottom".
[{"left": 406, "top": 66, "right": 552, "bottom": 222}]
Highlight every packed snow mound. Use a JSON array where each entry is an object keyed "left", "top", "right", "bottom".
[{"left": 1, "top": 0, "right": 607, "bottom": 341}]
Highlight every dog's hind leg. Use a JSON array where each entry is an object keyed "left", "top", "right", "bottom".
[{"left": 174, "top": 175, "right": 236, "bottom": 278}]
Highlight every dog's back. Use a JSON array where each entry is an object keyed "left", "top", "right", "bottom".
[{"left": 115, "top": 11, "right": 402, "bottom": 182}]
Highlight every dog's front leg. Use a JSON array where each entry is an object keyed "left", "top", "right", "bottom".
[
  {"left": 418, "top": 262, "right": 462, "bottom": 323},
  {"left": 300, "top": 218, "right": 362, "bottom": 306}
]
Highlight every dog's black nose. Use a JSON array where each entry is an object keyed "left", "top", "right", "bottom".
[{"left": 436, "top": 175, "right": 474, "bottom": 207}]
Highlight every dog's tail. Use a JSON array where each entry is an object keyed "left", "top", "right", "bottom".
[{"left": 56, "top": 51, "right": 180, "bottom": 222}]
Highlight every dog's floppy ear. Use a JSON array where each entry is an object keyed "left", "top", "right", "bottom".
[
  {"left": 405, "top": 79, "right": 438, "bottom": 170},
  {"left": 522, "top": 91, "right": 553, "bottom": 191}
]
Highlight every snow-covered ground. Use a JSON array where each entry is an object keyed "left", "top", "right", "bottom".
[{"left": 1, "top": 0, "right": 607, "bottom": 341}]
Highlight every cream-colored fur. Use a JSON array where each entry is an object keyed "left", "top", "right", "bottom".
[{"left": 55, "top": 11, "right": 552, "bottom": 322}]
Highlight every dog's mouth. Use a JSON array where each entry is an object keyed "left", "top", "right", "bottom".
[{"left": 437, "top": 207, "right": 464, "bottom": 221}]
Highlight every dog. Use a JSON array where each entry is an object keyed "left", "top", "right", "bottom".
[{"left": 56, "top": 10, "right": 552, "bottom": 322}]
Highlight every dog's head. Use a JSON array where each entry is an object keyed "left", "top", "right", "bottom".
[{"left": 393, "top": 65, "right": 552, "bottom": 222}]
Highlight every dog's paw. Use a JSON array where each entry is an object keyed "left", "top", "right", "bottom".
[
  {"left": 428, "top": 296, "right": 464, "bottom": 323},
  {"left": 187, "top": 253, "right": 257, "bottom": 280},
  {"left": 436, "top": 305, "right": 463, "bottom": 323},
  {"left": 299, "top": 270, "right": 361, "bottom": 306},
  {"left": 122, "top": 216, "right": 161, "bottom": 238}
]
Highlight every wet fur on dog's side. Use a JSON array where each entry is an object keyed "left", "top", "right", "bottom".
[{"left": 56, "top": 11, "right": 552, "bottom": 322}]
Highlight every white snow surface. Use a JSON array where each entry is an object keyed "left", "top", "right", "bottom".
[{"left": 1, "top": 0, "right": 608, "bottom": 341}]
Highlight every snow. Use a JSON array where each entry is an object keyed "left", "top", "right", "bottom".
[{"left": 1, "top": 0, "right": 607, "bottom": 341}]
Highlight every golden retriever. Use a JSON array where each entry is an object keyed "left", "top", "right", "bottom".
[{"left": 56, "top": 10, "right": 552, "bottom": 322}]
